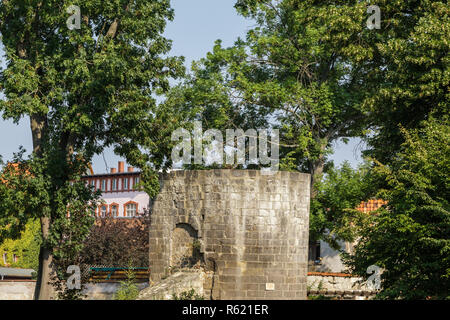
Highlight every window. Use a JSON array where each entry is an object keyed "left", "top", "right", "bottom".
[
  {"left": 100, "top": 205, "right": 107, "bottom": 218},
  {"left": 125, "top": 203, "right": 137, "bottom": 217},
  {"left": 313, "top": 241, "right": 321, "bottom": 265},
  {"left": 2, "top": 253, "right": 6, "bottom": 265},
  {"left": 90, "top": 180, "right": 96, "bottom": 188},
  {"left": 101, "top": 179, "right": 106, "bottom": 191},
  {"left": 111, "top": 205, "right": 118, "bottom": 218},
  {"left": 13, "top": 254, "right": 18, "bottom": 263},
  {"left": 112, "top": 179, "right": 117, "bottom": 191},
  {"left": 134, "top": 177, "right": 140, "bottom": 189},
  {"left": 123, "top": 178, "right": 129, "bottom": 190}
]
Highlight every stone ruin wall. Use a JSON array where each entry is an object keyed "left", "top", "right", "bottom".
[{"left": 149, "top": 169, "right": 310, "bottom": 300}]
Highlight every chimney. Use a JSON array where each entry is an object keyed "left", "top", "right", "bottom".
[
  {"left": 111, "top": 168, "right": 117, "bottom": 174},
  {"left": 118, "top": 161, "right": 125, "bottom": 173},
  {"left": 127, "top": 166, "right": 134, "bottom": 172}
]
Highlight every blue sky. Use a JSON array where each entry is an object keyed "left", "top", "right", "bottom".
[{"left": 0, "top": 0, "right": 363, "bottom": 174}]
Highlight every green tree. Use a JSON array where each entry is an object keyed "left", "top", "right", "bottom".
[
  {"left": 0, "top": 0, "right": 183, "bottom": 299},
  {"left": 310, "top": 161, "right": 376, "bottom": 248},
  {"left": 360, "top": 1, "right": 449, "bottom": 164},
  {"left": 176, "top": 0, "right": 373, "bottom": 188},
  {"left": 343, "top": 117, "right": 450, "bottom": 299},
  {"left": 339, "top": 1, "right": 449, "bottom": 299}
]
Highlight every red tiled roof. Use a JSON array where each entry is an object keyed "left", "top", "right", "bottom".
[
  {"left": 0, "top": 163, "right": 31, "bottom": 184},
  {"left": 355, "top": 199, "right": 387, "bottom": 213}
]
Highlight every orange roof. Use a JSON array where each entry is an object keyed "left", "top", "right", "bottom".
[
  {"left": 355, "top": 199, "right": 387, "bottom": 213},
  {"left": 1, "top": 161, "right": 93, "bottom": 183},
  {"left": 0, "top": 163, "right": 31, "bottom": 184}
]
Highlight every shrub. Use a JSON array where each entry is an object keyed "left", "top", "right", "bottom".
[
  {"left": 114, "top": 262, "right": 140, "bottom": 300},
  {"left": 172, "top": 288, "right": 204, "bottom": 300},
  {"left": 79, "top": 211, "right": 150, "bottom": 268}
]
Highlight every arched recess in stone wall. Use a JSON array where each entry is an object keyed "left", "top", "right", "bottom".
[{"left": 170, "top": 223, "right": 203, "bottom": 270}]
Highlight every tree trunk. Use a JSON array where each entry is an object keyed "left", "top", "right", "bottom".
[
  {"left": 30, "top": 114, "right": 55, "bottom": 300},
  {"left": 310, "top": 157, "right": 325, "bottom": 198},
  {"left": 307, "top": 151, "right": 326, "bottom": 265},
  {"left": 310, "top": 142, "right": 326, "bottom": 200},
  {"left": 30, "top": 114, "right": 46, "bottom": 156},
  {"left": 35, "top": 217, "right": 55, "bottom": 300}
]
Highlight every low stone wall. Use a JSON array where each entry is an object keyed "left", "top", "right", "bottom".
[
  {"left": 83, "top": 282, "right": 149, "bottom": 300},
  {"left": 140, "top": 271, "right": 378, "bottom": 301},
  {"left": 1, "top": 274, "right": 376, "bottom": 300},
  {"left": 0, "top": 280, "right": 148, "bottom": 300},
  {"left": 307, "top": 272, "right": 377, "bottom": 300},
  {"left": 138, "top": 270, "right": 210, "bottom": 300},
  {"left": 0, "top": 280, "right": 36, "bottom": 300}
]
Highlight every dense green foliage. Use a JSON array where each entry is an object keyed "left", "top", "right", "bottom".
[
  {"left": 359, "top": 1, "right": 449, "bottom": 164},
  {"left": 310, "top": 161, "right": 375, "bottom": 248},
  {"left": 339, "top": 0, "right": 449, "bottom": 299},
  {"left": 0, "top": 219, "right": 41, "bottom": 271},
  {"left": 343, "top": 117, "right": 450, "bottom": 299},
  {"left": 0, "top": 0, "right": 183, "bottom": 299},
  {"left": 169, "top": 0, "right": 374, "bottom": 181},
  {"left": 80, "top": 215, "right": 150, "bottom": 268}
]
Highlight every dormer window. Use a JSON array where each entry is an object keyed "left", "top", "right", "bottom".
[
  {"left": 112, "top": 179, "right": 117, "bottom": 191},
  {"left": 123, "top": 178, "right": 129, "bottom": 190}
]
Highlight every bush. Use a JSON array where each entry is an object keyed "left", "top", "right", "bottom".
[
  {"left": 172, "top": 288, "right": 204, "bottom": 300},
  {"left": 79, "top": 212, "right": 150, "bottom": 268}
]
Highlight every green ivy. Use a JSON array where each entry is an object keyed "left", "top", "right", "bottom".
[{"left": 0, "top": 219, "right": 41, "bottom": 271}]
